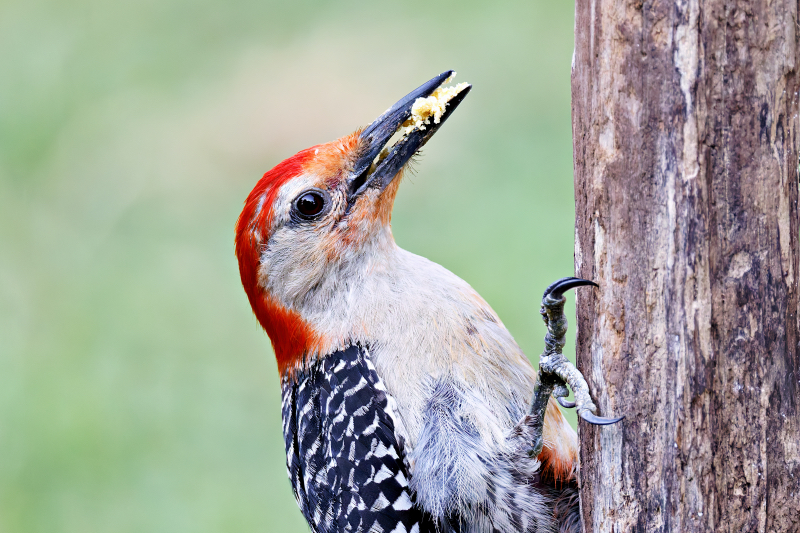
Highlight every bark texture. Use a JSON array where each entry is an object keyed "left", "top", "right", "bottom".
[{"left": 571, "top": 0, "right": 800, "bottom": 531}]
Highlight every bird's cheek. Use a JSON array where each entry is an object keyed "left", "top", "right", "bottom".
[
  {"left": 320, "top": 234, "right": 345, "bottom": 263},
  {"left": 334, "top": 195, "right": 384, "bottom": 248}
]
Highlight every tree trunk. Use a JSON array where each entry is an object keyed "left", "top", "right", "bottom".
[{"left": 571, "top": 0, "right": 800, "bottom": 531}]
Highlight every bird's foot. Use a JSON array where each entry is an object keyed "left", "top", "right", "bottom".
[{"left": 527, "top": 277, "right": 623, "bottom": 457}]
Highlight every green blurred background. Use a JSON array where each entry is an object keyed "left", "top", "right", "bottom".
[{"left": 0, "top": 0, "right": 578, "bottom": 531}]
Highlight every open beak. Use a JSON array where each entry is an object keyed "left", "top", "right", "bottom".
[{"left": 348, "top": 70, "right": 471, "bottom": 201}]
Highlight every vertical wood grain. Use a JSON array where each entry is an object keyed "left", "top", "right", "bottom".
[{"left": 571, "top": 0, "right": 800, "bottom": 530}]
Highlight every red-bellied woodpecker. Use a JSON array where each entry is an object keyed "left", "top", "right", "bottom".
[{"left": 235, "top": 71, "right": 620, "bottom": 533}]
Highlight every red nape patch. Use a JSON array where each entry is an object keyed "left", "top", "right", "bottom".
[
  {"left": 235, "top": 147, "right": 316, "bottom": 249},
  {"left": 234, "top": 148, "right": 319, "bottom": 376},
  {"left": 250, "top": 293, "right": 322, "bottom": 376},
  {"left": 234, "top": 135, "right": 360, "bottom": 376}
]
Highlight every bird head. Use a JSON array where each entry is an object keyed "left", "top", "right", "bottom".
[{"left": 235, "top": 71, "right": 471, "bottom": 376}]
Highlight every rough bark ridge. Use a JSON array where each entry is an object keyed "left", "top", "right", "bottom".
[{"left": 571, "top": 0, "right": 800, "bottom": 531}]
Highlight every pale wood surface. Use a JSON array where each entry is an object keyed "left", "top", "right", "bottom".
[{"left": 571, "top": 0, "right": 800, "bottom": 530}]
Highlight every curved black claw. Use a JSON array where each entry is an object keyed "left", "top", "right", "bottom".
[
  {"left": 557, "top": 397, "right": 576, "bottom": 409},
  {"left": 543, "top": 277, "right": 599, "bottom": 300},
  {"left": 580, "top": 411, "right": 624, "bottom": 426}
]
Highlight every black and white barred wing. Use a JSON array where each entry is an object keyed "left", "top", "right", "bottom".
[{"left": 281, "top": 345, "right": 435, "bottom": 533}]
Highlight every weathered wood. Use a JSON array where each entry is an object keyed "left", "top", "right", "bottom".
[{"left": 571, "top": 0, "right": 800, "bottom": 531}]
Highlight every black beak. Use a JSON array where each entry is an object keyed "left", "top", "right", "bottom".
[{"left": 348, "top": 70, "right": 471, "bottom": 200}]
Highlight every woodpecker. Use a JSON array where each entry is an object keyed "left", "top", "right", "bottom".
[{"left": 235, "top": 71, "right": 620, "bottom": 533}]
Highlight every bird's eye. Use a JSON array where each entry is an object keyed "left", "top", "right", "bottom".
[{"left": 293, "top": 190, "right": 327, "bottom": 220}]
